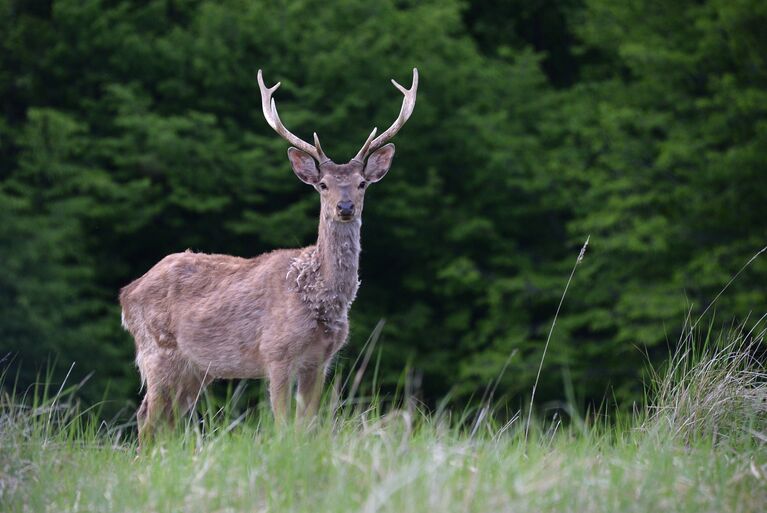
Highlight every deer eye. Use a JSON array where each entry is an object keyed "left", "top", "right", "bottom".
[
  {"left": 319, "top": 182, "right": 328, "bottom": 190},
  {"left": 358, "top": 181, "right": 366, "bottom": 189}
]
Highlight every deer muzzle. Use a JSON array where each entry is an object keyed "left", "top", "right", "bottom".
[{"left": 337, "top": 200, "right": 355, "bottom": 219}]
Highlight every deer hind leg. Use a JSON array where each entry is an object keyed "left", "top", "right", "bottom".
[
  {"left": 135, "top": 343, "right": 166, "bottom": 448},
  {"left": 137, "top": 382, "right": 171, "bottom": 449},
  {"left": 136, "top": 395, "right": 149, "bottom": 432},
  {"left": 137, "top": 351, "right": 208, "bottom": 448},
  {"left": 268, "top": 363, "right": 292, "bottom": 426},
  {"left": 171, "top": 365, "right": 213, "bottom": 426},
  {"left": 296, "top": 365, "right": 325, "bottom": 423}
]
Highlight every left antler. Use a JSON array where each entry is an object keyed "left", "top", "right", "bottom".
[{"left": 352, "top": 68, "right": 419, "bottom": 162}]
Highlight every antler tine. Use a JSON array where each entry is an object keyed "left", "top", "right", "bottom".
[
  {"left": 312, "top": 132, "right": 330, "bottom": 163},
  {"left": 352, "top": 127, "right": 378, "bottom": 163},
  {"left": 257, "top": 69, "right": 329, "bottom": 163},
  {"left": 356, "top": 68, "right": 418, "bottom": 161}
]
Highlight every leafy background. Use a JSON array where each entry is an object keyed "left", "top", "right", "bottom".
[{"left": 1, "top": 0, "right": 765, "bottom": 413}]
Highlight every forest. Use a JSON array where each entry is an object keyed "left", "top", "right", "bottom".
[{"left": 1, "top": 0, "right": 765, "bottom": 413}]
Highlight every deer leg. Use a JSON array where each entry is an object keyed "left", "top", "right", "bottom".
[
  {"left": 296, "top": 365, "right": 325, "bottom": 422},
  {"left": 171, "top": 369, "right": 212, "bottom": 427},
  {"left": 136, "top": 395, "right": 149, "bottom": 431},
  {"left": 268, "top": 364, "right": 291, "bottom": 426},
  {"left": 137, "top": 385, "right": 171, "bottom": 450},
  {"left": 137, "top": 353, "right": 193, "bottom": 449}
]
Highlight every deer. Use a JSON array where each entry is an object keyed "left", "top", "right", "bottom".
[{"left": 119, "top": 68, "right": 418, "bottom": 445}]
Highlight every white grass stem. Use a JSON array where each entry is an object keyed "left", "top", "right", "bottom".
[
  {"left": 525, "top": 236, "right": 589, "bottom": 445},
  {"left": 689, "top": 245, "right": 767, "bottom": 334},
  {"left": 45, "top": 362, "right": 75, "bottom": 443}
]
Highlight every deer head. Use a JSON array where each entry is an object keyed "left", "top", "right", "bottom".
[{"left": 257, "top": 69, "right": 418, "bottom": 223}]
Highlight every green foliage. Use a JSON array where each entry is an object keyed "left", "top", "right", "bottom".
[{"left": 0, "top": 0, "right": 765, "bottom": 411}]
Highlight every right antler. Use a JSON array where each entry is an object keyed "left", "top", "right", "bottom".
[
  {"left": 257, "top": 70, "right": 331, "bottom": 164},
  {"left": 352, "top": 68, "right": 419, "bottom": 163}
]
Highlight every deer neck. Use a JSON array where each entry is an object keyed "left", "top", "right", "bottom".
[
  {"left": 288, "top": 215, "right": 361, "bottom": 328},
  {"left": 316, "top": 215, "right": 361, "bottom": 291}
]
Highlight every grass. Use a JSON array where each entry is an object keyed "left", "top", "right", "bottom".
[
  {"left": 1, "top": 322, "right": 766, "bottom": 513},
  {"left": 2, "top": 244, "right": 765, "bottom": 512}
]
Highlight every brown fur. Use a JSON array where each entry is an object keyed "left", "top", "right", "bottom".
[{"left": 120, "top": 149, "right": 395, "bottom": 444}]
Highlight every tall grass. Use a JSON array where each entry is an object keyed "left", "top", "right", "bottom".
[
  {"left": 644, "top": 317, "right": 767, "bottom": 444},
  {"left": 1, "top": 322, "right": 766, "bottom": 512}
]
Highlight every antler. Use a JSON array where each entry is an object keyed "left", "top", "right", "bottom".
[
  {"left": 353, "top": 68, "right": 419, "bottom": 162},
  {"left": 257, "top": 70, "right": 330, "bottom": 164}
]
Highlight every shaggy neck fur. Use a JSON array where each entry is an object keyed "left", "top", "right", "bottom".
[{"left": 287, "top": 214, "right": 361, "bottom": 333}]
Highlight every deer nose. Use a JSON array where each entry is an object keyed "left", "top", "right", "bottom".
[{"left": 337, "top": 200, "right": 355, "bottom": 217}]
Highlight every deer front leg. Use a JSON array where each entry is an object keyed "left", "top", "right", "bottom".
[
  {"left": 296, "top": 365, "right": 325, "bottom": 422},
  {"left": 268, "top": 364, "right": 291, "bottom": 426}
]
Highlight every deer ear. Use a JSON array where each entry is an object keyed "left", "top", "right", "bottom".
[
  {"left": 287, "top": 147, "right": 319, "bottom": 185},
  {"left": 364, "top": 143, "right": 395, "bottom": 183}
]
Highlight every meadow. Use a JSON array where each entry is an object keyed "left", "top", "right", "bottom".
[{"left": 2, "top": 321, "right": 765, "bottom": 513}]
